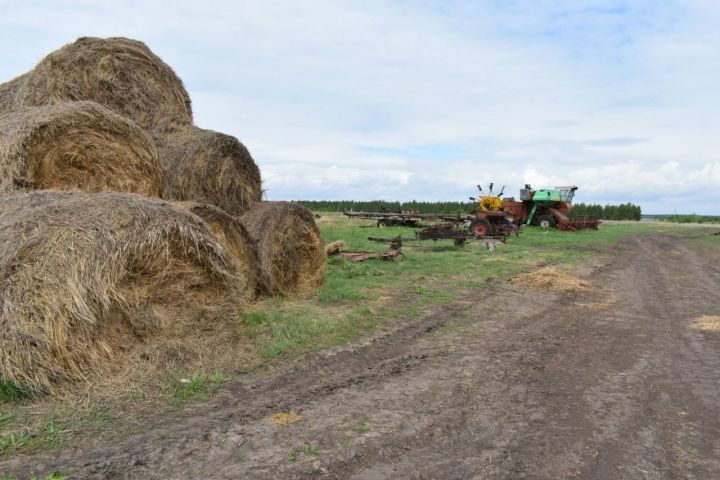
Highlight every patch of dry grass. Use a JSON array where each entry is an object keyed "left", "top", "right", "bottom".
[
  {"left": 269, "top": 411, "right": 302, "bottom": 425},
  {"left": 513, "top": 266, "right": 592, "bottom": 294},
  {"left": 691, "top": 316, "right": 720, "bottom": 332}
]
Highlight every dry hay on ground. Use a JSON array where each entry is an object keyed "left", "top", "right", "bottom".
[
  {"left": 325, "top": 240, "right": 346, "bottom": 256},
  {"left": 269, "top": 411, "right": 302, "bottom": 425},
  {"left": 0, "top": 191, "right": 253, "bottom": 396},
  {"left": 0, "top": 101, "right": 164, "bottom": 196},
  {"left": 0, "top": 73, "right": 28, "bottom": 113},
  {"left": 157, "top": 126, "right": 262, "bottom": 216},
  {"left": 17, "top": 37, "right": 192, "bottom": 133},
  {"left": 691, "top": 316, "right": 720, "bottom": 332},
  {"left": 513, "top": 266, "right": 591, "bottom": 294},
  {"left": 240, "top": 201, "right": 325, "bottom": 296},
  {"left": 175, "top": 201, "right": 260, "bottom": 292}
]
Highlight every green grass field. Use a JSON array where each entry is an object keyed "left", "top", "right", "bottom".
[{"left": 0, "top": 213, "right": 716, "bottom": 457}]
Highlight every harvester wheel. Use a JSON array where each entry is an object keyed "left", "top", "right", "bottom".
[
  {"left": 538, "top": 215, "right": 556, "bottom": 229},
  {"left": 470, "top": 219, "right": 491, "bottom": 237}
]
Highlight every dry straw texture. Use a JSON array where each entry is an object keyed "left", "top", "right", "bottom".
[
  {"left": 175, "top": 201, "right": 260, "bottom": 292},
  {"left": 692, "top": 315, "right": 720, "bottom": 332},
  {"left": 240, "top": 201, "right": 325, "bottom": 296},
  {"left": 0, "top": 191, "right": 252, "bottom": 395},
  {"left": 18, "top": 37, "right": 192, "bottom": 133},
  {"left": 0, "top": 101, "right": 165, "bottom": 196},
  {"left": 0, "top": 73, "right": 28, "bottom": 114},
  {"left": 157, "top": 126, "right": 262, "bottom": 215},
  {"left": 513, "top": 266, "right": 591, "bottom": 294}
]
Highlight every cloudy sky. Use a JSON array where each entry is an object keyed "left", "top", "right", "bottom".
[{"left": 1, "top": 1, "right": 719, "bottom": 214}]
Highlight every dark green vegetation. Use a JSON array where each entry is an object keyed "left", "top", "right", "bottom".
[
  {"left": 299, "top": 200, "right": 476, "bottom": 214},
  {"left": 657, "top": 214, "right": 720, "bottom": 224},
  {"left": 0, "top": 213, "right": 708, "bottom": 458},
  {"left": 568, "top": 202, "right": 642, "bottom": 220},
  {"left": 299, "top": 200, "right": 642, "bottom": 220}
]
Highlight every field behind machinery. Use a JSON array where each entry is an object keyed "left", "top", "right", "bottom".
[{"left": 2, "top": 214, "right": 716, "bottom": 466}]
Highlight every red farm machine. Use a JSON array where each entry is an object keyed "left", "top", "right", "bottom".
[
  {"left": 502, "top": 185, "right": 600, "bottom": 231},
  {"left": 343, "top": 183, "right": 518, "bottom": 245}
]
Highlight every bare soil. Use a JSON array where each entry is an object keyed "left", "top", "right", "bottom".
[{"left": 5, "top": 233, "right": 720, "bottom": 479}]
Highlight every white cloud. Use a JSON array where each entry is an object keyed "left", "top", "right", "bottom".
[{"left": 1, "top": 1, "right": 719, "bottom": 213}]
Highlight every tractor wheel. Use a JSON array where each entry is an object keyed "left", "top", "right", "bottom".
[
  {"left": 470, "top": 218, "right": 491, "bottom": 237},
  {"left": 538, "top": 215, "right": 556, "bottom": 229}
]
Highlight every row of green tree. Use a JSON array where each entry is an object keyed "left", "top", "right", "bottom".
[
  {"left": 298, "top": 200, "right": 476, "bottom": 214},
  {"left": 659, "top": 214, "right": 720, "bottom": 224},
  {"left": 568, "top": 203, "right": 642, "bottom": 221},
  {"left": 299, "top": 200, "right": 642, "bottom": 220}
]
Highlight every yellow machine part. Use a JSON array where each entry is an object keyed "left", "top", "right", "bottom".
[{"left": 479, "top": 195, "right": 503, "bottom": 212}]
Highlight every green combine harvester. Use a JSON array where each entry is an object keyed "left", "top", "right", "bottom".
[{"left": 502, "top": 185, "right": 600, "bottom": 231}]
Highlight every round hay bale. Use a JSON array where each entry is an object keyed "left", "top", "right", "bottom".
[
  {"left": 0, "top": 191, "right": 253, "bottom": 395},
  {"left": 0, "top": 73, "right": 28, "bottom": 114},
  {"left": 175, "top": 201, "right": 260, "bottom": 293},
  {"left": 158, "top": 126, "right": 262, "bottom": 216},
  {"left": 0, "top": 101, "right": 165, "bottom": 196},
  {"left": 19, "top": 37, "right": 192, "bottom": 133},
  {"left": 239, "top": 201, "right": 325, "bottom": 296}
]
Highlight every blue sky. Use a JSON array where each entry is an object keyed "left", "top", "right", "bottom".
[{"left": 1, "top": 0, "right": 719, "bottom": 213}]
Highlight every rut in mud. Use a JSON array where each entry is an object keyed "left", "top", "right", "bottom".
[{"left": 5, "top": 232, "right": 720, "bottom": 479}]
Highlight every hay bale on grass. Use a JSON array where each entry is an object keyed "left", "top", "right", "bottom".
[
  {"left": 158, "top": 126, "right": 262, "bottom": 215},
  {"left": 240, "top": 201, "right": 325, "bottom": 296},
  {"left": 19, "top": 37, "right": 192, "bottom": 133},
  {"left": 0, "top": 101, "right": 165, "bottom": 196},
  {"left": 175, "top": 201, "right": 260, "bottom": 289},
  {"left": 0, "top": 191, "right": 253, "bottom": 395},
  {"left": 0, "top": 73, "right": 28, "bottom": 113}
]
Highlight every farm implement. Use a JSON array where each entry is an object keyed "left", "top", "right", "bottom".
[
  {"left": 344, "top": 183, "right": 519, "bottom": 245},
  {"left": 502, "top": 185, "right": 601, "bottom": 231},
  {"left": 343, "top": 182, "right": 600, "bottom": 248}
]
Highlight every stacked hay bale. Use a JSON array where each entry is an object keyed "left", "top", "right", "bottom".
[
  {"left": 0, "top": 37, "right": 325, "bottom": 394},
  {"left": 0, "top": 101, "right": 164, "bottom": 195},
  {"left": 0, "top": 191, "right": 257, "bottom": 395},
  {"left": 157, "top": 127, "right": 262, "bottom": 215},
  {"left": 240, "top": 202, "right": 326, "bottom": 296},
  {"left": 15, "top": 37, "right": 193, "bottom": 133},
  {"left": 0, "top": 73, "right": 27, "bottom": 113},
  {"left": 5, "top": 37, "right": 262, "bottom": 215}
]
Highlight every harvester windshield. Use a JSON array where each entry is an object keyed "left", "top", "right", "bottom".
[{"left": 555, "top": 186, "right": 578, "bottom": 204}]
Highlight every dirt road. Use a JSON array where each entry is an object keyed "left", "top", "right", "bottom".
[{"left": 5, "top": 233, "right": 720, "bottom": 479}]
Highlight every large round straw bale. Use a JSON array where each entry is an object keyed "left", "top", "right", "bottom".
[
  {"left": 239, "top": 201, "right": 325, "bottom": 296},
  {"left": 0, "top": 191, "right": 252, "bottom": 395},
  {"left": 175, "top": 201, "right": 260, "bottom": 292},
  {"left": 0, "top": 73, "right": 27, "bottom": 113},
  {"left": 0, "top": 101, "right": 165, "bottom": 196},
  {"left": 19, "top": 37, "right": 192, "bottom": 132},
  {"left": 158, "top": 126, "right": 262, "bottom": 215}
]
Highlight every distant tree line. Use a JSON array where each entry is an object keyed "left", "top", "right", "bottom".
[
  {"left": 300, "top": 200, "right": 642, "bottom": 220},
  {"left": 658, "top": 214, "right": 720, "bottom": 224},
  {"left": 298, "top": 200, "right": 477, "bottom": 214},
  {"left": 568, "top": 203, "right": 642, "bottom": 221}
]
